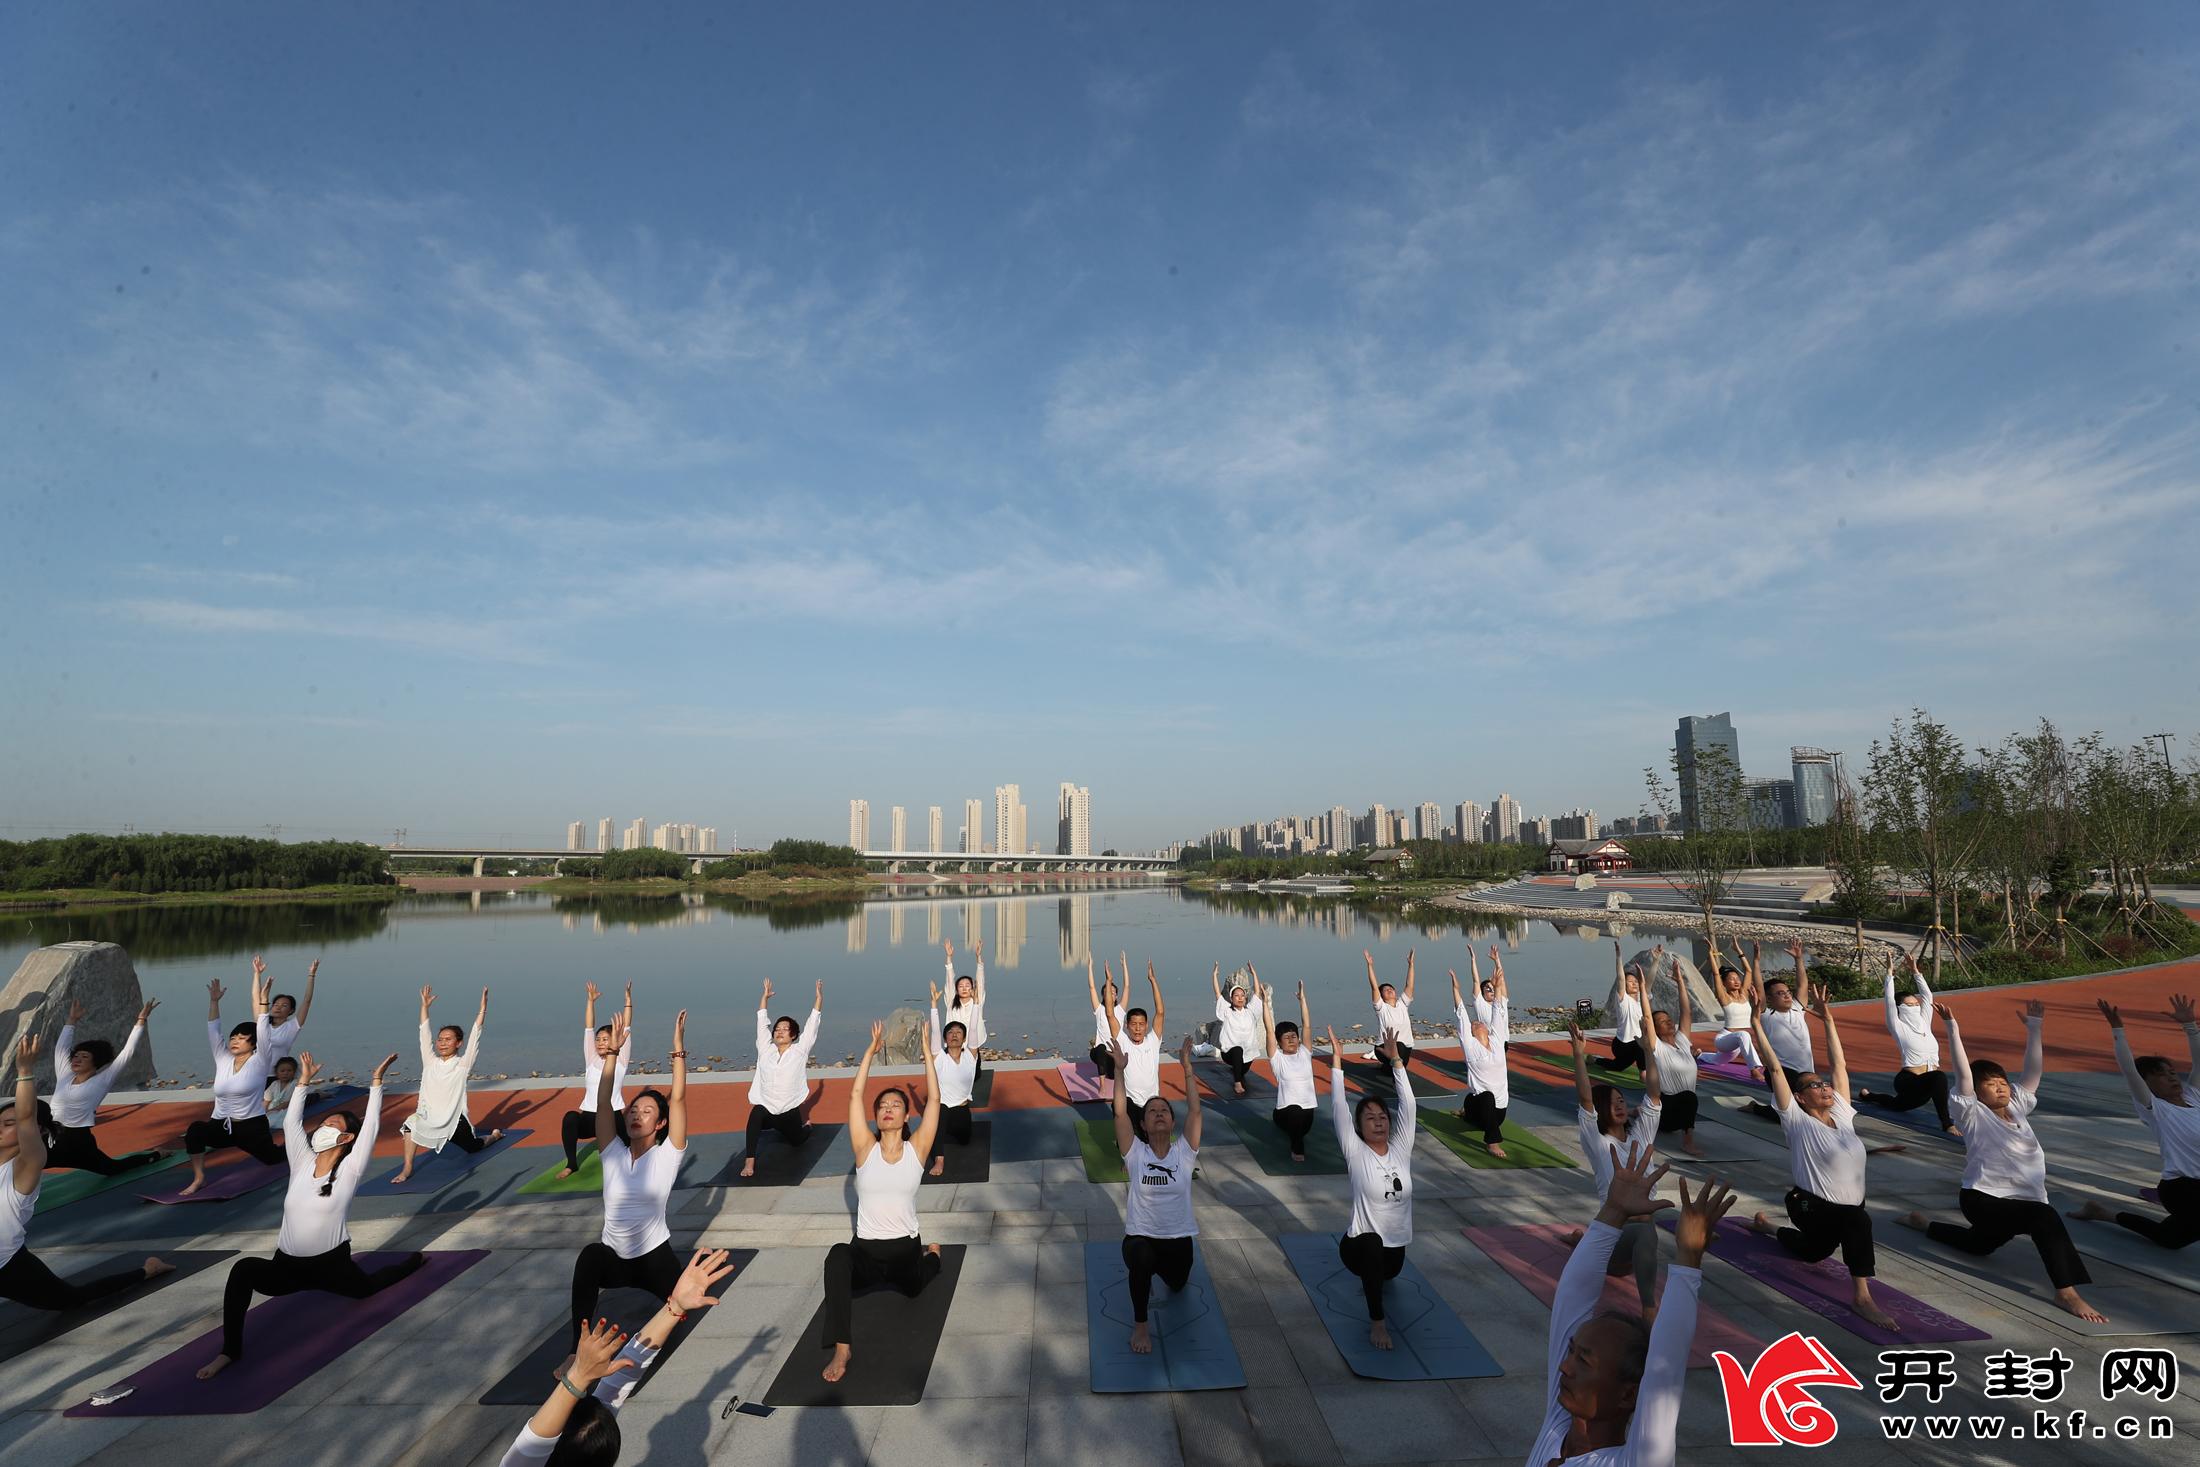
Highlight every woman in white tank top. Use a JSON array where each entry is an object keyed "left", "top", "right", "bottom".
[
  {"left": 820, "top": 1019, "right": 944, "bottom": 1384},
  {"left": 1710, "top": 961, "right": 1765, "bottom": 1078}
]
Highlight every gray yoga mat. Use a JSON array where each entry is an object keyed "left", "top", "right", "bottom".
[
  {"left": 1277, "top": 1231, "right": 1501, "bottom": 1382},
  {"left": 1083, "top": 1240, "right": 1245, "bottom": 1392},
  {"left": 1888, "top": 1225, "right": 2195, "bottom": 1338}
]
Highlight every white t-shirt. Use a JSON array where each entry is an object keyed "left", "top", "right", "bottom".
[
  {"left": 208, "top": 1018, "right": 273, "bottom": 1121},
  {"left": 1650, "top": 1037, "right": 1699, "bottom": 1095},
  {"left": 1883, "top": 972, "right": 1941, "bottom": 1070},
  {"left": 1778, "top": 1096, "right": 1867, "bottom": 1206},
  {"left": 1270, "top": 1046, "right": 1316, "bottom": 1111},
  {"left": 599, "top": 1136, "right": 683, "bottom": 1258},
  {"left": 264, "top": 1015, "right": 303, "bottom": 1063},
  {"left": 1579, "top": 1099, "right": 1662, "bottom": 1201},
  {"left": 1335, "top": 1063, "right": 1415, "bottom": 1246},
  {"left": 52, "top": 1022, "right": 145, "bottom": 1129},
  {"left": 0, "top": 1175, "right": 36, "bottom": 1269},
  {"left": 944, "top": 958, "right": 987, "bottom": 1048},
  {"left": 1615, "top": 994, "right": 1643, "bottom": 1043},
  {"left": 1373, "top": 996, "right": 1413, "bottom": 1048},
  {"left": 1950, "top": 1087, "right": 2046, "bottom": 1202},
  {"left": 750, "top": 1007, "right": 821, "bottom": 1115},
  {"left": 277, "top": 1081, "right": 383, "bottom": 1257},
  {"left": 1762, "top": 1006, "right": 1814, "bottom": 1074},
  {"left": 854, "top": 1142, "right": 923, "bottom": 1239},
  {"left": 2117, "top": 1029, "right": 2200, "bottom": 1179},
  {"left": 1120, "top": 1030, "right": 1163, "bottom": 1107},
  {"left": 1213, "top": 995, "right": 1263, "bottom": 1053},
  {"left": 929, "top": 1006, "right": 977, "bottom": 1110},
  {"left": 1091, "top": 1003, "right": 1126, "bottom": 1048},
  {"left": 1123, "top": 1138, "right": 1197, "bottom": 1239},
  {"left": 580, "top": 1027, "right": 631, "bottom": 1113},
  {"left": 1454, "top": 1005, "right": 1509, "bottom": 1107}
]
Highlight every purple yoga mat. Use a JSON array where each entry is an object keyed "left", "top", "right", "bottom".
[
  {"left": 1675, "top": 1218, "right": 1987, "bottom": 1347},
  {"left": 2143, "top": 1186, "right": 2159, "bottom": 1204},
  {"left": 1058, "top": 1061, "right": 1111, "bottom": 1103},
  {"left": 1695, "top": 1055, "right": 1763, "bottom": 1085},
  {"left": 141, "top": 1157, "right": 286, "bottom": 1205},
  {"left": 65, "top": 1249, "right": 487, "bottom": 1416}
]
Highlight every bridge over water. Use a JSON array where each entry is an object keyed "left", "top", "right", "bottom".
[{"left": 385, "top": 846, "right": 1178, "bottom": 876}]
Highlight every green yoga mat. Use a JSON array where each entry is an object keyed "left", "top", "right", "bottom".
[
  {"left": 36, "top": 1153, "right": 189, "bottom": 1214},
  {"left": 518, "top": 1145, "right": 600, "bottom": 1195},
  {"left": 1076, "top": 1118, "right": 1129, "bottom": 1183},
  {"left": 1525, "top": 1051, "right": 1642, "bottom": 1088},
  {"left": 1418, "top": 1108, "right": 1576, "bottom": 1170},
  {"left": 1222, "top": 1108, "right": 1347, "bottom": 1176}
]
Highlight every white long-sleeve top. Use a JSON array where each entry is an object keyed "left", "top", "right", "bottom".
[
  {"left": 52, "top": 1022, "right": 145, "bottom": 1129},
  {"left": 2116, "top": 1025, "right": 2200, "bottom": 1180},
  {"left": 1213, "top": 994, "right": 1264, "bottom": 1054},
  {"left": 750, "top": 1007, "right": 821, "bottom": 1114},
  {"left": 1882, "top": 970, "right": 1941, "bottom": 1070},
  {"left": 1373, "top": 995, "right": 1413, "bottom": 1048},
  {"left": 1761, "top": 1005, "right": 1814, "bottom": 1074},
  {"left": 1614, "top": 993, "right": 1643, "bottom": 1044},
  {"left": 0, "top": 1172, "right": 37, "bottom": 1269},
  {"left": 929, "top": 1005, "right": 978, "bottom": 1110},
  {"left": 944, "top": 958, "right": 987, "bottom": 1049},
  {"left": 579, "top": 1027, "right": 632, "bottom": 1113},
  {"left": 1334, "top": 1061, "right": 1415, "bottom": 1246},
  {"left": 264, "top": 1015, "right": 304, "bottom": 1064},
  {"left": 276, "top": 1079, "right": 383, "bottom": 1256},
  {"left": 208, "top": 1017, "right": 274, "bottom": 1121},
  {"left": 402, "top": 1019, "right": 483, "bottom": 1151},
  {"left": 496, "top": 1332, "right": 666, "bottom": 1464},
  {"left": 1455, "top": 1004, "right": 1510, "bottom": 1107},
  {"left": 1528, "top": 1220, "right": 1702, "bottom": 1466}
]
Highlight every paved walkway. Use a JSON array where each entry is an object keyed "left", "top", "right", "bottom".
[{"left": 7, "top": 957, "right": 2200, "bottom": 1465}]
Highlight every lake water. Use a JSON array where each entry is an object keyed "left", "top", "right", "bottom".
[{"left": 0, "top": 883, "right": 1698, "bottom": 1085}]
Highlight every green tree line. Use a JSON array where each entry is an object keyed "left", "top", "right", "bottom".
[{"left": 0, "top": 834, "right": 394, "bottom": 894}]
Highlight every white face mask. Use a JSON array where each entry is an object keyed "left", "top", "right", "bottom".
[{"left": 310, "top": 1125, "right": 348, "bottom": 1154}]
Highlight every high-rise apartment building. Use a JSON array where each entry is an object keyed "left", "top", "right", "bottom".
[
  {"left": 1368, "top": 805, "right": 1388, "bottom": 848},
  {"left": 890, "top": 806, "right": 906, "bottom": 851},
  {"left": 1488, "top": 794, "right": 1523, "bottom": 843},
  {"left": 1415, "top": 802, "right": 1443, "bottom": 841},
  {"left": 566, "top": 821, "right": 585, "bottom": 852},
  {"left": 1520, "top": 817, "right": 1548, "bottom": 846},
  {"left": 624, "top": 818, "right": 645, "bottom": 851},
  {"left": 994, "top": 785, "right": 1021, "bottom": 857},
  {"left": 964, "top": 798, "right": 986, "bottom": 854},
  {"left": 1328, "top": 805, "right": 1354, "bottom": 852},
  {"left": 1746, "top": 778, "right": 1798, "bottom": 832},
  {"left": 1676, "top": 712, "right": 1742, "bottom": 832},
  {"left": 928, "top": 805, "right": 944, "bottom": 854},
  {"left": 1790, "top": 748, "right": 1842, "bottom": 828},
  {"left": 1014, "top": 802, "right": 1030, "bottom": 855},
  {"left": 595, "top": 817, "right": 613, "bottom": 853},
  {"left": 1455, "top": 801, "right": 1484, "bottom": 845},
  {"left": 1057, "top": 782, "right": 1093, "bottom": 856},
  {"left": 1550, "top": 809, "right": 1599, "bottom": 842},
  {"left": 699, "top": 826, "right": 717, "bottom": 853},
  {"left": 849, "top": 799, "right": 871, "bottom": 850},
  {"left": 650, "top": 823, "right": 672, "bottom": 850}
]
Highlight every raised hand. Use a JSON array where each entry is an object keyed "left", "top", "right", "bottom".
[
  {"left": 1324, "top": 1025, "right": 1341, "bottom": 1055},
  {"left": 1179, "top": 1033, "right": 1195, "bottom": 1066},
  {"left": 136, "top": 998, "right": 160, "bottom": 1024},
  {"left": 586, "top": 981, "right": 601, "bottom": 1003},
  {"left": 814, "top": 979, "right": 824, "bottom": 1007},
  {"left": 943, "top": 937, "right": 955, "bottom": 961},
  {"left": 68, "top": 997, "right": 84, "bottom": 1024},
  {"left": 2023, "top": 998, "right": 2046, "bottom": 1022},
  {"left": 761, "top": 978, "right": 774, "bottom": 1005},
  {"left": 670, "top": 1246, "right": 739, "bottom": 1313},
  {"left": 867, "top": 1020, "right": 885, "bottom": 1056},
  {"left": 16, "top": 1032, "right": 40, "bottom": 1068},
  {"left": 1566, "top": 1020, "right": 1586, "bottom": 1046},
  {"left": 370, "top": 1052, "right": 399, "bottom": 1086},
  {"left": 1809, "top": 989, "right": 1829, "bottom": 1019},
  {"left": 2171, "top": 994, "right": 2197, "bottom": 1026},
  {"left": 208, "top": 979, "right": 227, "bottom": 1005},
  {"left": 609, "top": 1012, "right": 632, "bottom": 1052},
  {"left": 253, "top": 955, "right": 267, "bottom": 981},
  {"left": 1600, "top": 1143, "right": 1673, "bottom": 1220},
  {"left": 2099, "top": 999, "right": 2125, "bottom": 1030},
  {"left": 974, "top": 937, "right": 984, "bottom": 960},
  {"left": 1785, "top": 939, "right": 1804, "bottom": 964},
  {"left": 1376, "top": 1035, "right": 1399, "bottom": 1067},
  {"left": 571, "top": 1317, "right": 634, "bottom": 1385},
  {"left": 295, "top": 1051, "right": 322, "bottom": 1086},
  {"left": 673, "top": 1010, "right": 688, "bottom": 1050},
  {"left": 307, "top": 958, "right": 319, "bottom": 980},
  {"left": 1671, "top": 1175, "right": 1737, "bottom": 1265},
  {"left": 1934, "top": 1002, "right": 1956, "bottom": 1024},
  {"left": 419, "top": 986, "right": 436, "bottom": 1010},
  {"left": 929, "top": 979, "right": 941, "bottom": 1007}
]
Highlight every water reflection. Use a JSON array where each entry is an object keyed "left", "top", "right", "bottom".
[{"left": 0, "top": 897, "right": 395, "bottom": 961}]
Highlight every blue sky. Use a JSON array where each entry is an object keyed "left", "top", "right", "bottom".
[{"left": 3, "top": 3, "right": 2195, "bottom": 851}]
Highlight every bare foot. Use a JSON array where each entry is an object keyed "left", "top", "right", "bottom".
[
  {"left": 1560, "top": 1227, "right": 1583, "bottom": 1247},
  {"left": 2070, "top": 1200, "right": 2113, "bottom": 1223},
  {"left": 196, "top": 1353, "right": 233, "bottom": 1381},
  {"left": 1854, "top": 1292, "right": 1899, "bottom": 1331},
  {"left": 390, "top": 1169, "right": 413, "bottom": 1185},
  {"left": 1487, "top": 1144, "right": 1508, "bottom": 1160},
  {"left": 487, "top": 1130, "right": 505, "bottom": 1143},
  {"left": 1943, "top": 1125, "right": 1961, "bottom": 1138},
  {"left": 740, "top": 1157, "right": 757, "bottom": 1179},
  {"left": 1682, "top": 1136, "right": 1704, "bottom": 1158},
  {"left": 1749, "top": 1211, "right": 1777, "bottom": 1236},
  {"left": 2057, "top": 1288, "right": 2107, "bottom": 1324},
  {"left": 1897, "top": 1211, "right": 1927, "bottom": 1231},
  {"left": 556, "top": 1166, "right": 575, "bottom": 1180},
  {"left": 930, "top": 1156, "right": 945, "bottom": 1177},
  {"left": 1129, "top": 1321, "right": 1152, "bottom": 1354},
  {"left": 822, "top": 1343, "right": 852, "bottom": 1382},
  {"left": 1369, "top": 1320, "right": 1393, "bottom": 1350},
  {"left": 178, "top": 1178, "right": 204, "bottom": 1197},
  {"left": 143, "top": 1257, "right": 175, "bottom": 1279},
  {"left": 1749, "top": 1067, "right": 1766, "bottom": 1082},
  {"left": 924, "top": 1243, "right": 941, "bottom": 1259},
  {"left": 1290, "top": 1151, "right": 1306, "bottom": 1163}
]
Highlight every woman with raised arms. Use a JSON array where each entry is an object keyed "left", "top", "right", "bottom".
[
  {"left": 741, "top": 979, "right": 822, "bottom": 1179},
  {"left": 392, "top": 985, "right": 505, "bottom": 1185},
  {"left": 557, "top": 981, "right": 633, "bottom": 1180},
  {"left": 1260, "top": 979, "right": 1317, "bottom": 1163},
  {"left": 1329, "top": 1027, "right": 1415, "bottom": 1350},
  {"left": 2069, "top": 995, "right": 2200, "bottom": 1251},
  {"left": 1365, "top": 949, "right": 1416, "bottom": 1063},
  {"left": 571, "top": 1010, "right": 689, "bottom": 1344},
  {"left": 1109, "top": 1028, "right": 1202, "bottom": 1355},
  {"left": 1570, "top": 1015, "right": 1665, "bottom": 1322},
  {"left": 1854, "top": 952, "right": 1957, "bottom": 1136},
  {"left": 942, "top": 936, "right": 987, "bottom": 1085},
  {"left": 1452, "top": 948, "right": 1511, "bottom": 1160},
  {"left": 925, "top": 975, "right": 978, "bottom": 1176},
  {"left": 1210, "top": 963, "right": 1264, "bottom": 1097},
  {"left": 47, "top": 995, "right": 164, "bottom": 1174},
  {"left": 179, "top": 974, "right": 282, "bottom": 1196}
]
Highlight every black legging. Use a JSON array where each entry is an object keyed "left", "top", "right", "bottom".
[
  {"left": 1337, "top": 1231, "right": 1405, "bottom": 1321},
  {"left": 1088, "top": 1043, "right": 1117, "bottom": 1080},
  {"left": 821, "top": 1235, "right": 939, "bottom": 1347},
  {"left": 183, "top": 1114, "right": 285, "bottom": 1166},
  {"left": 1929, "top": 1188, "right": 2091, "bottom": 1288},
  {"left": 560, "top": 1108, "right": 630, "bottom": 1170},
  {"left": 0, "top": 1247, "right": 145, "bottom": 1312},
  {"left": 221, "top": 1242, "right": 425, "bottom": 1359},
  {"left": 1865, "top": 1069, "right": 1953, "bottom": 1130},
  {"left": 744, "top": 1104, "right": 808, "bottom": 1163},
  {"left": 1121, "top": 1234, "right": 1193, "bottom": 1322},
  {"left": 931, "top": 1102, "right": 973, "bottom": 1159},
  {"left": 1221, "top": 1047, "right": 1252, "bottom": 1089},
  {"left": 1656, "top": 1091, "right": 1700, "bottom": 1135},
  {"left": 1776, "top": 1186, "right": 1875, "bottom": 1277},
  {"left": 44, "top": 1123, "right": 160, "bottom": 1176},
  {"left": 570, "top": 1239, "right": 681, "bottom": 1345},
  {"left": 1609, "top": 1037, "right": 1645, "bottom": 1072},
  {"left": 1460, "top": 1090, "right": 1507, "bottom": 1146},
  {"left": 2115, "top": 1174, "right": 2200, "bottom": 1251},
  {"left": 446, "top": 1115, "right": 494, "bottom": 1154},
  {"left": 1272, "top": 1105, "right": 1315, "bottom": 1154}
]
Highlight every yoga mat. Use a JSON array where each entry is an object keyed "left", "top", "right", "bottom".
[
  {"left": 922, "top": 1119, "right": 992, "bottom": 1184},
  {"left": 1708, "top": 1095, "right": 1909, "bottom": 1153},
  {"left": 65, "top": 1249, "right": 488, "bottom": 1415},
  {"left": 1674, "top": 1219, "right": 1986, "bottom": 1346},
  {"left": 478, "top": 1255, "right": 756, "bottom": 1405},
  {"left": 1527, "top": 1051, "right": 1643, "bottom": 1088},
  {"left": 1461, "top": 1225, "right": 1759, "bottom": 1369},
  {"left": 969, "top": 1067, "right": 995, "bottom": 1108},
  {"left": 1277, "top": 1231, "right": 1501, "bottom": 1381},
  {"left": 359, "top": 1127, "right": 531, "bottom": 1195},
  {"left": 1078, "top": 1118, "right": 1130, "bottom": 1183},
  {"left": 989, "top": 1108, "right": 1079, "bottom": 1163},
  {"left": 1889, "top": 1227, "right": 2193, "bottom": 1338},
  {"left": 1084, "top": 1240, "right": 1245, "bottom": 1391},
  {"left": 36, "top": 1152, "right": 189, "bottom": 1214},
  {"left": 762, "top": 1244, "right": 965, "bottom": 1407},
  {"left": 1346, "top": 1058, "right": 1461, "bottom": 1101},
  {"left": 1852, "top": 1098, "right": 1962, "bottom": 1143},
  {"left": 1418, "top": 1107, "right": 1577, "bottom": 1170},
  {"left": 1219, "top": 1107, "right": 1347, "bottom": 1176},
  {"left": 1694, "top": 1055, "right": 1763, "bottom": 1085},
  {"left": 2058, "top": 1194, "right": 2200, "bottom": 1295},
  {"left": 139, "top": 1156, "right": 286, "bottom": 1206},
  {"left": 1058, "top": 1061, "right": 1111, "bottom": 1103},
  {"left": 701, "top": 1123, "right": 845, "bottom": 1187},
  {"left": 519, "top": 1143, "right": 602, "bottom": 1196},
  {"left": 0, "top": 1251, "right": 233, "bottom": 1366}
]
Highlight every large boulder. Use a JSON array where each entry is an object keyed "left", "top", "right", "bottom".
[
  {"left": 0, "top": 942, "right": 155, "bottom": 1092},
  {"left": 1602, "top": 946, "right": 1721, "bottom": 1028},
  {"left": 878, "top": 1006, "right": 930, "bottom": 1065}
]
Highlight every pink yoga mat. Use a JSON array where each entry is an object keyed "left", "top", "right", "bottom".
[
  {"left": 1057, "top": 1061, "right": 1112, "bottom": 1103},
  {"left": 1694, "top": 1056, "right": 1763, "bottom": 1085},
  {"left": 1673, "top": 1218, "right": 1987, "bottom": 1346},
  {"left": 65, "top": 1249, "right": 487, "bottom": 1416},
  {"left": 1463, "top": 1224, "right": 1760, "bottom": 1369},
  {"left": 141, "top": 1157, "right": 286, "bottom": 1205}
]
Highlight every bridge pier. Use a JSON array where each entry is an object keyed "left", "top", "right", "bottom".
[{"left": 472, "top": 855, "right": 484, "bottom": 878}]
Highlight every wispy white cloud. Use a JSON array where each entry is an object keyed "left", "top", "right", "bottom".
[
  {"left": 93, "top": 709, "right": 377, "bottom": 731},
  {"left": 104, "top": 597, "right": 555, "bottom": 665}
]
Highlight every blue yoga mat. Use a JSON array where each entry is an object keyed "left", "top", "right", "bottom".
[
  {"left": 359, "top": 1127, "right": 532, "bottom": 1195},
  {"left": 1084, "top": 1240, "right": 1245, "bottom": 1392},
  {"left": 1278, "top": 1231, "right": 1502, "bottom": 1382}
]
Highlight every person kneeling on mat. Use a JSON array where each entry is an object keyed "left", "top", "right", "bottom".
[
  {"left": 1567, "top": 1018, "right": 1666, "bottom": 1325},
  {"left": 925, "top": 979, "right": 977, "bottom": 1177},
  {"left": 1211, "top": 963, "right": 1264, "bottom": 1096},
  {"left": 742, "top": 979, "right": 822, "bottom": 1179},
  {"left": 1646, "top": 947, "right": 1703, "bottom": 1160},
  {"left": 1330, "top": 1027, "right": 1415, "bottom": 1350},
  {"left": 1854, "top": 952, "right": 1957, "bottom": 1136},
  {"left": 198, "top": 1049, "right": 420, "bottom": 1379},
  {"left": 499, "top": 1247, "right": 738, "bottom": 1467},
  {"left": 179, "top": 975, "right": 283, "bottom": 1197},
  {"left": 559, "top": 981, "right": 632, "bottom": 1180},
  {"left": 1452, "top": 954, "right": 1511, "bottom": 1161},
  {"left": 1085, "top": 957, "right": 1125, "bottom": 1101},
  {"left": 48, "top": 995, "right": 166, "bottom": 1175},
  {"left": 822, "top": 1018, "right": 945, "bottom": 1383},
  {"left": 392, "top": 985, "right": 504, "bottom": 1184},
  {"left": 1608, "top": 941, "right": 1646, "bottom": 1074},
  {"left": 572, "top": 1011, "right": 690, "bottom": 1345},
  {"left": 1531, "top": 1145, "right": 1734, "bottom": 1466},
  {"left": 1261, "top": 979, "right": 1317, "bottom": 1162},
  {"left": 1105, "top": 963, "right": 1167, "bottom": 1144},
  {"left": 2069, "top": 995, "right": 2200, "bottom": 1251},
  {"left": 1, "top": 1036, "right": 174, "bottom": 1310},
  {"left": 1110, "top": 1029, "right": 1202, "bottom": 1355},
  {"left": 1365, "top": 948, "right": 1416, "bottom": 1064}
]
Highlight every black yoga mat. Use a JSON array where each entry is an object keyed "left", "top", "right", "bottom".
[
  {"left": 478, "top": 1254, "right": 756, "bottom": 1406},
  {"left": 921, "top": 1120, "right": 992, "bottom": 1184},
  {"left": 699, "top": 1123, "right": 846, "bottom": 1187},
  {"left": 0, "top": 1250, "right": 234, "bottom": 1365},
  {"left": 762, "top": 1244, "right": 965, "bottom": 1407}
]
